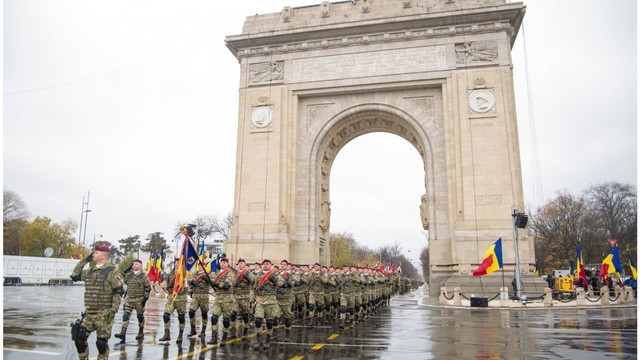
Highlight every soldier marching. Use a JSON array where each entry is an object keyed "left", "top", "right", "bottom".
[{"left": 71, "top": 245, "right": 417, "bottom": 353}]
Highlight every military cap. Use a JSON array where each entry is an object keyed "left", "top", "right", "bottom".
[
  {"left": 237, "top": 258, "right": 246, "bottom": 264},
  {"left": 220, "top": 257, "right": 229, "bottom": 263},
  {"left": 95, "top": 245, "right": 110, "bottom": 252},
  {"left": 134, "top": 259, "right": 143, "bottom": 264},
  {"left": 262, "top": 259, "right": 272, "bottom": 264}
]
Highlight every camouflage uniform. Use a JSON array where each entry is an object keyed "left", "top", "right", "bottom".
[
  {"left": 187, "top": 268, "right": 212, "bottom": 337},
  {"left": 252, "top": 267, "right": 283, "bottom": 350},
  {"left": 208, "top": 266, "right": 236, "bottom": 346},
  {"left": 306, "top": 270, "right": 327, "bottom": 325},
  {"left": 339, "top": 269, "right": 357, "bottom": 327},
  {"left": 294, "top": 269, "right": 310, "bottom": 319},
  {"left": 115, "top": 269, "right": 150, "bottom": 342},
  {"left": 275, "top": 268, "right": 294, "bottom": 341},
  {"left": 70, "top": 257, "right": 124, "bottom": 360},
  {"left": 159, "top": 269, "right": 188, "bottom": 342},
  {"left": 232, "top": 267, "right": 254, "bottom": 340}
]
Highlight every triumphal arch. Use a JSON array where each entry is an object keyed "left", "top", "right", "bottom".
[{"left": 225, "top": 0, "right": 537, "bottom": 295}]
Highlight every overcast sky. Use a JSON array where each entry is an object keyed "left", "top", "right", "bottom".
[{"left": 4, "top": 1, "right": 637, "bottom": 266}]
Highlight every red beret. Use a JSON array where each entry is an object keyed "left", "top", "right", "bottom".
[
  {"left": 220, "top": 257, "right": 229, "bottom": 263},
  {"left": 95, "top": 245, "right": 110, "bottom": 252},
  {"left": 273, "top": 264, "right": 280, "bottom": 269},
  {"left": 237, "top": 258, "right": 246, "bottom": 264},
  {"left": 254, "top": 262, "right": 261, "bottom": 265},
  {"left": 280, "top": 259, "right": 289, "bottom": 265},
  {"left": 314, "top": 262, "right": 321, "bottom": 267},
  {"left": 134, "top": 259, "right": 142, "bottom": 264},
  {"left": 262, "top": 259, "right": 272, "bottom": 264},
  {"left": 343, "top": 264, "right": 350, "bottom": 267}
]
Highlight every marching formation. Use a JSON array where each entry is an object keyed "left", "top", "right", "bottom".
[{"left": 69, "top": 244, "right": 417, "bottom": 360}]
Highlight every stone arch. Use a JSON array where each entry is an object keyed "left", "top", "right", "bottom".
[{"left": 308, "top": 103, "right": 437, "bottom": 254}]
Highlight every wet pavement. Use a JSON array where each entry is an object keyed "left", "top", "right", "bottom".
[{"left": 3, "top": 286, "right": 637, "bottom": 359}]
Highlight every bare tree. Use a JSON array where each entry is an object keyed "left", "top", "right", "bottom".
[
  {"left": 530, "top": 191, "right": 587, "bottom": 274},
  {"left": 3, "top": 189, "right": 29, "bottom": 225}
]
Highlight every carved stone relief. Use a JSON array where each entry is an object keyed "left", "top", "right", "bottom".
[
  {"left": 249, "top": 61, "right": 284, "bottom": 83},
  {"left": 308, "top": 104, "right": 331, "bottom": 123},
  {"left": 455, "top": 41, "right": 498, "bottom": 64},
  {"left": 476, "top": 195, "right": 502, "bottom": 206},
  {"left": 467, "top": 89, "right": 496, "bottom": 115},
  {"left": 407, "top": 96, "right": 434, "bottom": 115},
  {"left": 251, "top": 106, "right": 273, "bottom": 128},
  {"left": 420, "top": 194, "right": 429, "bottom": 230}
]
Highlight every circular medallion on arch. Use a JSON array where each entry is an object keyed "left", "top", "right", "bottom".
[
  {"left": 251, "top": 106, "right": 273, "bottom": 128},
  {"left": 468, "top": 89, "right": 495, "bottom": 114}
]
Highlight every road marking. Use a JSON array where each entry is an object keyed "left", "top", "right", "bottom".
[
  {"left": 311, "top": 343, "right": 326, "bottom": 350},
  {"left": 4, "top": 348, "right": 62, "bottom": 356},
  {"left": 290, "top": 356, "right": 304, "bottom": 360},
  {"left": 327, "top": 333, "right": 339, "bottom": 340}
]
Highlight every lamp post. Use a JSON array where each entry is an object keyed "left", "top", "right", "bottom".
[
  {"left": 92, "top": 233, "right": 103, "bottom": 247},
  {"left": 81, "top": 191, "right": 91, "bottom": 247},
  {"left": 511, "top": 207, "right": 529, "bottom": 300}
]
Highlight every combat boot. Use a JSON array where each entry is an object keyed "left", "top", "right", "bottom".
[
  {"left": 264, "top": 334, "right": 271, "bottom": 349},
  {"left": 252, "top": 332, "right": 263, "bottom": 350},
  {"left": 159, "top": 329, "right": 171, "bottom": 342},
  {"left": 229, "top": 325, "right": 236, "bottom": 339},
  {"left": 114, "top": 325, "right": 127, "bottom": 344},
  {"left": 272, "top": 327, "right": 278, "bottom": 341},
  {"left": 339, "top": 317, "right": 346, "bottom": 329},
  {"left": 200, "top": 324, "right": 207, "bottom": 339},
  {"left": 135, "top": 326, "right": 144, "bottom": 340},
  {"left": 323, "top": 312, "right": 330, "bottom": 324},
  {"left": 188, "top": 323, "right": 197, "bottom": 337},
  {"left": 220, "top": 331, "right": 228, "bottom": 347},
  {"left": 306, "top": 315, "right": 315, "bottom": 326},
  {"left": 176, "top": 329, "right": 184, "bottom": 344},
  {"left": 207, "top": 330, "right": 218, "bottom": 345},
  {"left": 242, "top": 327, "right": 249, "bottom": 341},
  {"left": 284, "top": 328, "right": 291, "bottom": 342}
]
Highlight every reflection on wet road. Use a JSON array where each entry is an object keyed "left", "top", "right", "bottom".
[{"left": 3, "top": 286, "right": 637, "bottom": 359}]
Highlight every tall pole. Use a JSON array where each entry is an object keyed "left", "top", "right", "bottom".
[
  {"left": 82, "top": 191, "right": 91, "bottom": 247},
  {"left": 512, "top": 207, "right": 523, "bottom": 300},
  {"left": 78, "top": 196, "right": 85, "bottom": 245}
]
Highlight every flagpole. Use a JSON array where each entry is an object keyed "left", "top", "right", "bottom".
[{"left": 180, "top": 227, "right": 215, "bottom": 287}]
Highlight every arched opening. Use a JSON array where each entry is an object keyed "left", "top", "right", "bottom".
[
  {"left": 311, "top": 105, "right": 436, "bottom": 267},
  {"left": 330, "top": 132, "right": 427, "bottom": 266}
]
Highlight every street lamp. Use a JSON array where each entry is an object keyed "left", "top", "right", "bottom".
[
  {"left": 511, "top": 207, "right": 528, "bottom": 300},
  {"left": 92, "top": 234, "right": 103, "bottom": 247}
]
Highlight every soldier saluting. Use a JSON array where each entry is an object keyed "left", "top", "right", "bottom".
[
  {"left": 114, "top": 259, "right": 151, "bottom": 344},
  {"left": 70, "top": 245, "right": 124, "bottom": 360}
]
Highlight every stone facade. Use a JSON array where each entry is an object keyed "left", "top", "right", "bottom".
[{"left": 225, "top": 0, "right": 539, "bottom": 295}]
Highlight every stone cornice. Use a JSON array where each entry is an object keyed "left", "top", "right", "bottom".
[{"left": 225, "top": 3, "right": 525, "bottom": 59}]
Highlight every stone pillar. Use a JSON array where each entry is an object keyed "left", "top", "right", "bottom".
[
  {"left": 601, "top": 287, "right": 610, "bottom": 305},
  {"left": 500, "top": 286, "right": 509, "bottom": 307},
  {"left": 453, "top": 287, "right": 462, "bottom": 306},
  {"left": 614, "top": 285, "right": 623, "bottom": 304},
  {"left": 575, "top": 288, "right": 586, "bottom": 306},
  {"left": 544, "top": 287, "right": 553, "bottom": 307}
]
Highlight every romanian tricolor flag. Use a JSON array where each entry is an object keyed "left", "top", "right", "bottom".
[
  {"left": 599, "top": 245, "right": 624, "bottom": 278},
  {"left": 473, "top": 238, "right": 503, "bottom": 277},
  {"left": 148, "top": 251, "right": 158, "bottom": 282},
  {"left": 533, "top": 260, "right": 539, "bottom": 275},
  {"left": 155, "top": 248, "right": 164, "bottom": 281},
  {"left": 576, "top": 240, "right": 588, "bottom": 285},
  {"left": 628, "top": 254, "right": 637, "bottom": 281}
]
